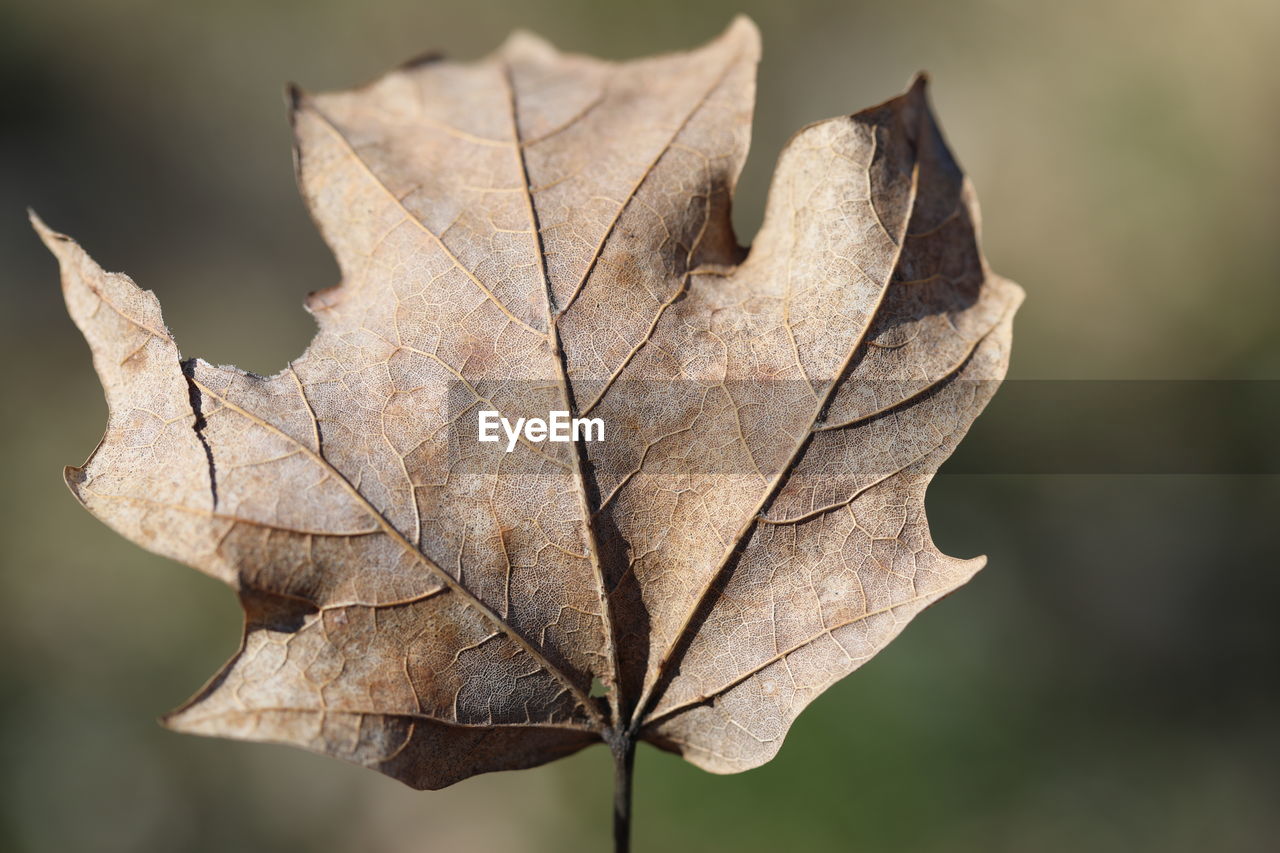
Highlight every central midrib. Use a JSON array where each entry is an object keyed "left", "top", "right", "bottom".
[{"left": 501, "top": 61, "right": 622, "bottom": 730}]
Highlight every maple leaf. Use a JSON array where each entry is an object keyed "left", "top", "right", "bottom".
[{"left": 37, "top": 16, "right": 1021, "bottom": 849}]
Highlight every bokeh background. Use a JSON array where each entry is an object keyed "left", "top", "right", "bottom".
[{"left": 2, "top": 0, "right": 1277, "bottom": 850}]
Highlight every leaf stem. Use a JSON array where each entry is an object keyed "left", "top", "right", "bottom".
[{"left": 611, "top": 732, "right": 636, "bottom": 853}]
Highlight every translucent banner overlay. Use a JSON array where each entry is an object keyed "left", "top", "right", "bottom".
[{"left": 441, "top": 380, "right": 1279, "bottom": 475}]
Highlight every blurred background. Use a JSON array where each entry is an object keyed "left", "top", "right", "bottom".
[{"left": 2, "top": 0, "right": 1277, "bottom": 850}]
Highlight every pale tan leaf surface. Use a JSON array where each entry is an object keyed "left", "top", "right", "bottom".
[{"left": 41, "top": 16, "right": 1020, "bottom": 788}]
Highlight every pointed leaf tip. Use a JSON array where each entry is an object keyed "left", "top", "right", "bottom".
[
  {"left": 284, "top": 82, "right": 307, "bottom": 113},
  {"left": 29, "top": 210, "right": 72, "bottom": 254},
  {"left": 725, "top": 14, "right": 761, "bottom": 44},
  {"left": 499, "top": 29, "right": 558, "bottom": 62}
]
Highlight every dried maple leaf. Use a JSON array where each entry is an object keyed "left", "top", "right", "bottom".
[{"left": 38, "top": 17, "right": 1021, "bottom": 849}]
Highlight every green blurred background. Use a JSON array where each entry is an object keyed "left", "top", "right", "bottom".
[{"left": 2, "top": 0, "right": 1277, "bottom": 850}]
